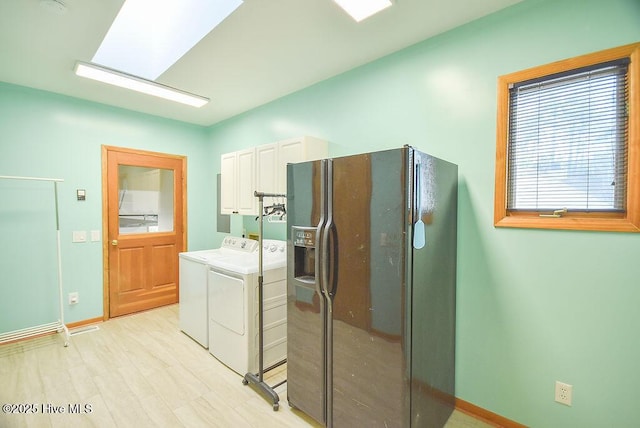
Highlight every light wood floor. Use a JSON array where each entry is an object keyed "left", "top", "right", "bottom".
[{"left": 0, "top": 304, "right": 492, "bottom": 428}]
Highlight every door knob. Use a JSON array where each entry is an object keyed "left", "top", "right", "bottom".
[{"left": 111, "top": 239, "right": 118, "bottom": 246}]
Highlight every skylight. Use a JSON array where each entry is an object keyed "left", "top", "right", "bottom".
[
  {"left": 92, "top": 0, "right": 243, "bottom": 80},
  {"left": 333, "top": 0, "right": 392, "bottom": 22}
]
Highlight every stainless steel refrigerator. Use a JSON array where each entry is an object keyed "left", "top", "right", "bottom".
[{"left": 286, "top": 146, "right": 458, "bottom": 428}]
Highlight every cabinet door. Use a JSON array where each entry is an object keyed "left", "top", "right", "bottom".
[
  {"left": 256, "top": 143, "right": 278, "bottom": 195},
  {"left": 277, "top": 137, "right": 328, "bottom": 194},
  {"left": 220, "top": 152, "right": 237, "bottom": 214},
  {"left": 277, "top": 139, "right": 305, "bottom": 194},
  {"left": 236, "top": 148, "right": 256, "bottom": 215}
]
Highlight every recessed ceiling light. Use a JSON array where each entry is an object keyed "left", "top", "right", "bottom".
[
  {"left": 333, "top": 0, "right": 392, "bottom": 22},
  {"left": 74, "top": 62, "right": 209, "bottom": 108},
  {"left": 92, "top": 0, "right": 243, "bottom": 80}
]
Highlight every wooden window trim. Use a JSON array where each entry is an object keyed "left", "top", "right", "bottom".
[{"left": 494, "top": 42, "right": 640, "bottom": 232}]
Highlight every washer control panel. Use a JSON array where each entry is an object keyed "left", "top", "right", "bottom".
[
  {"left": 220, "top": 236, "right": 286, "bottom": 256},
  {"left": 221, "top": 236, "right": 258, "bottom": 253},
  {"left": 263, "top": 239, "right": 286, "bottom": 254}
]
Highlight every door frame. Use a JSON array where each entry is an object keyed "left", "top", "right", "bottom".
[{"left": 101, "top": 145, "right": 188, "bottom": 321}]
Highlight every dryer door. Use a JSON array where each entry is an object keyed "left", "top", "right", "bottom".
[{"left": 208, "top": 269, "right": 245, "bottom": 335}]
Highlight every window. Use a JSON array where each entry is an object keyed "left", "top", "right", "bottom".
[{"left": 494, "top": 43, "right": 640, "bottom": 232}]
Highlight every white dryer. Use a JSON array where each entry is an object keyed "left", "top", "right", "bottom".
[
  {"left": 207, "top": 239, "right": 287, "bottom": 375},
  {"left": 178, "top": 236, "right": 258, "bottom": 348}
]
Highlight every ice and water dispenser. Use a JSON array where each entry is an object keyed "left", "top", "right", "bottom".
[{"left": 292, "top": 226, "right": 317, "bottom": 287}]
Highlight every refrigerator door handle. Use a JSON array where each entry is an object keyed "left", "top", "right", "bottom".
[
  {"left": 317, "top": 159, "right": 328, "bottom": 298},
  {"left": 320, "top": 159, "right": 332, "bottom": 300},
  {"left": 315, "top": 159, "right": 327, "bottom": 297},
  {"left": 321, "top": 159, "right": 338, "bottom": 301},
  {"left": 320, "top": 220, "right": 330, "bottom": 298},
  {"left": 310, "top": 224, "right": 324, "bottom": 300},
  {"left": 325, "top": 223, "right": 338, "bottom": 298}
]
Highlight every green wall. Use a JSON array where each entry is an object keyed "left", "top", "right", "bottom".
[
  {"left": 205, "top": 0, "right": 640, "bottom": 426},
  {"left": 0, "top": 84, "right": 214, "bottom": 326},
  {"left": 0, "top": 0, "right": 639, "bottom": 425}
]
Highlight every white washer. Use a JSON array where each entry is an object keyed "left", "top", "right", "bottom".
[
  {"left": 208, "top": 239, "right": 287, "bottom": 375},
  {"left": 179, "top": 237, "right": 258, "bottom": 348}
]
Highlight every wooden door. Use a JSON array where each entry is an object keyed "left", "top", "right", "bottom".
[{"left": 102, "top": 146, "right": 186, "bottom": 318}]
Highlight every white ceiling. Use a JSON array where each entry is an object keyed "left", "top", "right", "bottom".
[{"left": 0, "top": 0, "right": 521, "bottom": 127}]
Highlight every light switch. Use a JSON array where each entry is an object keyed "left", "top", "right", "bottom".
[
  {"left": 72, "top": 231, "right": 87, "bottom": 243},
  {"left": 90, "top": 230, "right": 101, "bottom": 242},
  {"left": 68, "top": 292, "right": 79, "bottom": 305}
]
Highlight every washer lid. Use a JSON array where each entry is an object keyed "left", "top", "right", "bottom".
[
  {"left": 208, "top": 247, "right": 286, "bottom": 275},
  {"left": 179, "top": 248, "right": 226, "bottom": 263},
  {"left": 179, "top": 236, "right": 260, "bottom": 263}
]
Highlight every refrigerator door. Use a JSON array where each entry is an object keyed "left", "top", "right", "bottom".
[
  {"left": 328, "top": 148, "right": 411, "bottom": 428},
  {"left": 287, "top": 159, "right": 326, "bottom": 425},
  {"left": 410, "top": 151, "right": 457, "bottom": 427}
]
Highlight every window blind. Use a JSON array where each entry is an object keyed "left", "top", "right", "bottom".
[{"left": 507, "top": 59, "right": 629, "bottom": 212}]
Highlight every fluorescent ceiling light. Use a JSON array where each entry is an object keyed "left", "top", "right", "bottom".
[
  {"left": 93, "top": 0, "right": 243, "bottom": 80},
  {"left": 333, "top": 0, "right": 392, "bottom": 22},
  {"left": 74, "top": 62, "right": 209, "bottom": 108}
]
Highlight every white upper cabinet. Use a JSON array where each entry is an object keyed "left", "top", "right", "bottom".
[
  {"left": 220, "top": 148, "right": 256, "bottom": 215},
  {"left": 221, "top": 136, "right": 327, "bottom": 216},
  {"left": 220, "top": 151, "right": 237, "bottom": 215},
  {"left": 236, "top": 148, "right": 256, "bottom": 215},
  {"left": 255, "top": 143, "right": 278, "bottom": 195},
  {"left": 276, "top": 136, "right": 328, "bottom": 194}
]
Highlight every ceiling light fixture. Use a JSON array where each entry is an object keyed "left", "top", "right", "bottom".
[
  {"left": 74, "top": 61, "right": 209, "bottom": 108},
  {"left": 333, "top": 0, "right": 392, "bottom": 22}
]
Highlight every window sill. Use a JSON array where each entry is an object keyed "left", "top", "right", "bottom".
[{"left": 494, "top": 214, "right": 640, "bottom": 233}]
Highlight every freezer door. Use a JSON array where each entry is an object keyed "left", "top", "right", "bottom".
[
  {"left": 329, "top": 148, "right": 411, "bottom": 428},
  {"left": 286, "top": 159, "right": 326, "bottom": 425}
]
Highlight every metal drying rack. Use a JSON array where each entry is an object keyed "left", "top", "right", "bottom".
[
  {"left": 242, "top": 191, "right": 287, "bottom": 411},
  {"left": 0, "top": 175, "right": 70, "bottom": 347}
]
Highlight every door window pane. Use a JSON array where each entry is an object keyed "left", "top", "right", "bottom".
[{"left": 118, "top": 166, "right": 174, "bottom": 234}]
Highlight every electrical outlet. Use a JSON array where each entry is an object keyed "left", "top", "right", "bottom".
[
  {"left": 555, "top": 381, "right": 573, "bottom": 406},
  {"left": 68, "top": 292, "right": 79, "bottom": 305}
]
